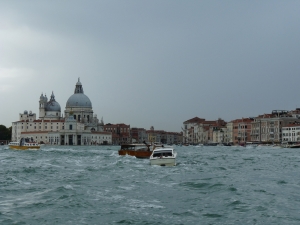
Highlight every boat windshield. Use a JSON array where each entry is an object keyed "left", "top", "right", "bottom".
[
  {"left": 121, "top": 144, "right": 149, "bottom": 150},
  {"left": 153, "top": 150, "right": 173, "bottom": 157}
]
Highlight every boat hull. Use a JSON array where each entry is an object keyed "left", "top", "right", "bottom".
[
  {"left": 287, "top": 145, "right": 300, "bottom": 148},
  {"left": 118, "top": 150, "right": 152, "bottom": 158},
  {"left": 150, "top": 157, "right": 176, "bottom": 166},
  {"left": 9, "top": 145, "right": 40, "bottom": 150},
  {"left": 281, "top": 143, "right": 300, "bottom": 148},
  {"left": 290, "top": 145, "right": 300, "bottom": 148}
]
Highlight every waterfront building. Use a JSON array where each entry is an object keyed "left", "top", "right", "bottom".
[
  {"left": 212, "top": 127, "right": 227, "bottom": 144},
  {"left": 182, "top": 117, "right": 206, "bottom": 144},
  {"left": 207, "top": 119, "right": 227, "bottom": 143},
  {"left": 224, "top": 122, "right": 233, "bottom": 144},
  {"left": 282, "top": 123, "right": 300, "bottom": 142},
  {"left": 251, "top": 110, "right": 300, "bottom": 144},
  {"left": 130, "top": 128, "right": 147, "bottom": 143},
  {"left": 182, "top": 117, "right": 226, "bottom": 144},
  {"left": 288, "top": 108, "right": 300, "bottom": 118},
  {"left": 103, "top": 123, "right": 130, "bottom": 145},
  {"left": 146, "top": 126, "right": 182, "bottom": 144},
  {"left": 232, "top": 118, "right": 253, "bottom": 145},
  {"left": 11, "top": 79, "right": 112, "bottom": 145}
]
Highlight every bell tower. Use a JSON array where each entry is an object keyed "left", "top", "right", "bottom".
[{"left": 39, "top": 93, "right": 47, "bottom": 118}]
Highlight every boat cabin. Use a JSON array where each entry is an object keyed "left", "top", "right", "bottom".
[
  {"left": 152, "top": 149, "right": 174, "bottom": 157},
  {"left": 120, "top": 144, "right": 150, "bottom": 151}
]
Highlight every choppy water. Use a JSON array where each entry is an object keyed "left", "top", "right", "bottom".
[{"left": 1, "top": 145, "right": 300, "bottom": 225}]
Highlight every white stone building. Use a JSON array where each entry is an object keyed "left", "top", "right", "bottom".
[
  {"left": 282, "top": 124, "right": 300, "bottom": 143},
  {"left": 11, "top": 79, "right": 112, "bottom": 145}
]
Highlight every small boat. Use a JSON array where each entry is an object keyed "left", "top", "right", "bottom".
[
  {"left": 203, "top": 143, "right": 218, "bottom": 146},
  {"left": 8, "top": 137, "right": 40, "bottom": 150},
  {"left": 150, "top": 147, "right": 177, "bottom": 166},
  {"left": 281, "top": 142, "right": 300, "bottom": 148},
  {"left": 245, "top": 142, "right": 258, "bottom": 148},
  {"left": 118, "top": 141, "right": 171, "bottom": 158}
]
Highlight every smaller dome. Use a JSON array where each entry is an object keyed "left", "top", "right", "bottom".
[
  {"left": 24, "top": 110, "right": 28, "bottom": 114},
  {"left": 45, "top": 101, "right": 61, "bottom": 111},
  {"left": 45, "top": 92, "right": 61, "bottom": 112}
]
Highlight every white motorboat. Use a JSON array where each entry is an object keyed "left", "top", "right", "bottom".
[{"left": 150, "top": 147, "right": 177, "bottom": 166}]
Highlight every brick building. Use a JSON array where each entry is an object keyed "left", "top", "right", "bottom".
[{"left": 104, "top": 123, "right": 130, "bottom": 145}]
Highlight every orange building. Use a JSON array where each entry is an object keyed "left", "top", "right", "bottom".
[{"left": 232, "top": 118, "right": 253, "bottom": 145}]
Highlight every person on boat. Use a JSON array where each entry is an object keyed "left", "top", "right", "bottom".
[{"left": 143, "top": 141, "right": 151, "bottom": 151}]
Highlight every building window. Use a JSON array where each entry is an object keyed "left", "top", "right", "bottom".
[
  {"left": 70, "top": 125, "right": 72, "bottom": 130},
  {"left": 45, "top": 126, "right": 47, "bottom": 129}
]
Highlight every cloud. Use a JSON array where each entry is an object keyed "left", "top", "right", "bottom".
[{"left": 0, "top": 67, "right": 36, "bottom": 93}]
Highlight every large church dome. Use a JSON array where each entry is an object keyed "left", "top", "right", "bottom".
[
  {"left": 66, "top": 78, "right": 92, "bottom": 108},
  {"left": 45, "top": 92, "right": 61, "bottom": 111}
]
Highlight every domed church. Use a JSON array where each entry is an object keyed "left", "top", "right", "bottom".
[{"left": 11, "top": 79, "right": 112, "bottom": 145}]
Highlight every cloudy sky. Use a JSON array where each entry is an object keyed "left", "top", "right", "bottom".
[{"left": 1, "top": 1, "right": 300, "bottom": 131}]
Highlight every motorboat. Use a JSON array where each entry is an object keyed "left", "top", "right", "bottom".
[
  {"left": 203, "top": 143, "right": 218, "bottom": 146},
  {"left": 245, "top": 142, "right": 258, "bottom": 148},
  {"left": 8, "top": 137, "right": 40, "bottom": 150},
  {"left": 118, "top": 142, "right": 165, "bottom": 159},
  {"left": 281, "top": 142, "right": 300, "bottom": 148},
  {"left": 150, "top": 147, "right": 177, "bottom": 166}
]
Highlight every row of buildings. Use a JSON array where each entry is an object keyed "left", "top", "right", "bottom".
[
  {"left": 103, "top": 124, "right": 182, "bottom": 145},
  {"left": 182, "top": 109, "right": 300, "bottom": 145},
  {"left": 11, "top": 79, "right": 182, "bottom": 145}
]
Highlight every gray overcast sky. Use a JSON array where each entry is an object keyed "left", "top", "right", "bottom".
[{"left": 1, "top": 1, "right": 300, "bottom": 131}]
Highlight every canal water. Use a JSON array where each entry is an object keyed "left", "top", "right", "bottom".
[{"left": 1, "top": 145, "right": 300, "bottom": 224}]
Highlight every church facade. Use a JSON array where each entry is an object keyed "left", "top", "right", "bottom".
[{"left": 11, "top": 79, "right": 112, "bottom": 145}]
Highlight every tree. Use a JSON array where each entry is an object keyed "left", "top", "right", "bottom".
[{"left": 0, "top": 125, "right": 12, "bottom": 140}]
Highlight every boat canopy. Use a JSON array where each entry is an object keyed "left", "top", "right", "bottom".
[{"left": 120, "top": 144, "right": 149, "bottom": 150}]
